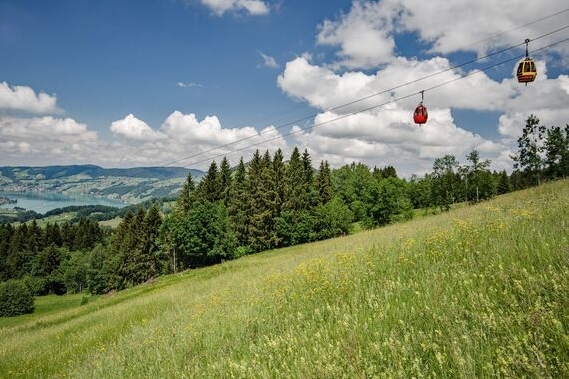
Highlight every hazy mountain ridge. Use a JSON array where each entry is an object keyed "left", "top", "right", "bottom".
[{"left": 0, "top": 165, "right": 204, "bottom": 204}]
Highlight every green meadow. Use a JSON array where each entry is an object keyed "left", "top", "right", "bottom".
[{"left": 1, "top": 179, "right": 568, "bottom": 378}]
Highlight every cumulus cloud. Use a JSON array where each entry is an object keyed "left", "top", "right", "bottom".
[
  {"left": 4, "top": 1, "right": 568, "bottom": 175},
  {"left": 157, "top": 110, "right": 287, "bottom": 166},
  {"left": 197, "top": 0, "right": 270, "bottom": 16},
  {"left": 0, "top": 81, "right": 60, "bottom": 114},
  {"left": 273, "top": 1, "right": 569, "bottom": 176},
  {"left": 319, "top": 0, "right": 569, "bottom": 63},
  {"left": 0, "top": 115, "right": 101, "bottom": 165},
  {"left": 317, "top": 0, "right": 397, "bottom": 68},
  {"left": 0, "top": 116, "right": 95, "bottom": 139},
  {"left": 387, "top": 0, "right": 568, "bottom": 57},
  {"left": 110, "top": 114, "right": 168, "bottom": 141},
  {"left": 277, "top": 53, "right": 569, "bottom": 174}
]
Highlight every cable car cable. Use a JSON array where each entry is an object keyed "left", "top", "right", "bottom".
[
  {"left": 164, "top": 26, "right": 569, "bottom": 168},
  {"left": 178, "top": 36, "right": 569, "bottom": 169}
]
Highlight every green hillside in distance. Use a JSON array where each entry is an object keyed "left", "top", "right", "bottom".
[
  {"left": 0, "top": 165, "right": 204, "bottom": 204},
  {"left": 1, "top": 179, "right": 567, "bottom": 378}
]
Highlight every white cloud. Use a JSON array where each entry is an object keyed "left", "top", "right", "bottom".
[
  {"left": 388, "top": 0, "right": 569, "bottom": 57},
  {"left": 158, "top": 110, "right": 287, "bottom": 166},
  {"left": 0, "top": 116, "right": 95, "bottom": 139},
  {"left": 0, "top": 116, "right": 100, "bottom": 165},
  {"left": 197, "top": 0, "right": 269, "bottom": 16},
  {"left": 277, "top": 56, "right": 375, "bottom": 111},
  {"left": 276, "top": 53, "right": 569, "bottom": 175},
  {"left": 272, "top": 1, "right": 569, "bottom": 176},
  {"left": 110, "top": 114, "right": 168, "bottom": 141},
  {"left": 315, "top": 1, "right": 568, "bottom": 69},
  {"left": 257, "top": 50, "right": 278, "bottom": 68},
  {"left": 177, "top": 81, "right": 203, "bottom": 88},
  {"left": 0, "top": 81, "right": 60, "bottom": 114},
  {"left": 3, "top": 1, "right": 568, "bottom": 176},
  {"left": 317, "top": 0, "right": 397, "bottom": 68}
]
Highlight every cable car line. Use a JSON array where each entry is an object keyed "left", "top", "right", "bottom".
[
  {"left": 177, "top": 35, "right": 569, "bottom": 169},
  {"left": 163, "top": 24, "right": 569, "bottom": 168},
  {"left": 163, "top": 15, "right": 569, "bottom": 168},
  {"left": 465, "top": 8, "right": 568, "bottom": 48}
]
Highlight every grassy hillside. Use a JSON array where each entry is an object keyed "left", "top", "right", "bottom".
[{"left": 1, "top": 180, "right": 568, "bottom": 378}]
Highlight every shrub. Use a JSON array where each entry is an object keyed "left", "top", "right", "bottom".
[{"left": 0, "top": 280, "right": 35, "bottom": 317}]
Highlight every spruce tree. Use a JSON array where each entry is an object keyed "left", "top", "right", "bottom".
[
  {"left": 174, "top": 173, "right": 196, "bottom": 216},
  {"left": 316, "top": 160, "right": 332, "bottom": 205},
  {"left": 228, "top": 157, "right": 251, "bottom": 248},
  {"left": 301, "top": 149, "right": 317, "bottom": 208},
  {"left": 219, "top": 156, "right": 233, "bottom": 206},
  {"left": 198, "top": 160, "right": 221, "bottom": 203},
  {"left": 496, "top": 170, "right": 512, "bottom": 195},
  {"left": 380, "top": 165, "right": 398, "bottom": 178},
  {"left": 271, "top": 149, "right": 287, "bottom": 246},
  {"left": 142, "top": 205, "right": 163, "bottom": 278},
  {"left": 543, "top": 125, "right": 566, "bottom": 179},
  {"left": 284, "top": 147, "right": 304, "bottom": 212},
  {"left": 119, "top": 208, "right": 146, "bottom": 288},
  {"left": 247, "top": 150, "right": 274, "bottom": 252}
]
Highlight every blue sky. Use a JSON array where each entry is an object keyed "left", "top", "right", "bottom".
[{"left": 1, "top": 0, "right": 568, "bottom": 177}]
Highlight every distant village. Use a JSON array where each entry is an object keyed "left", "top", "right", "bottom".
[{"left": 0, "top": 196, "right": 17, "bottom": 206}]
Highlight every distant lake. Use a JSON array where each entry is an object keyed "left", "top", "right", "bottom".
[{"left": 0, "top": 191, "right": 127, "bottom": 214}]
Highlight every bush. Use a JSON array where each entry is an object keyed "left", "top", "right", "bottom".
[
  {"left": 0, "top": 280, "right": 35, "bottom": 317},
  {"left": 20, "top": 275, "right": 49, "bottom": 296}
]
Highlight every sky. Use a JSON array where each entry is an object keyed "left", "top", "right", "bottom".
[{"left": 1, "top": 0, "right": 569, "bottom": 177}]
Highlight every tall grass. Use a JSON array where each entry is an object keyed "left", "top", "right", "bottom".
[{"left": 1, "top": 180, "right": 568, "bottom": 378}]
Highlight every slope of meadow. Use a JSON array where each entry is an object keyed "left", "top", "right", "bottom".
[{"left": 1, "top": 180, "right": 568, "bottom": 378}]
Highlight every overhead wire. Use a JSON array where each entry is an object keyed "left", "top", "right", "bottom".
[
  {"left": 181, "top": 35, "right": 569, "bottom": 169},
  {"left": 162, "top": 15, "right": 569, "bottom": 168},
  {"left": 465, "top": 7, "right": 568, "bottom": 47}
]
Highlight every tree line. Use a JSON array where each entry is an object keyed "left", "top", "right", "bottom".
[
  {"left": 0, "top": 218, "right": 105, "bottom": 297},
  {"left": 1, "top": 114, "right": 568, "bottom": 316}
]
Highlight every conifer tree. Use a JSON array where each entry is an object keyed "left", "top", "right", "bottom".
[
  {"left": 0, "top": 224, "right": 14, "bottom": 281},
  {"left": 7, "top": 223, "right": 30, "bottom": 279},
  {"left": 109, "top": 210, "right": 133, "bottom": 290},
  {"left": 27, "top": 220, "right": 43, "bottom": 254},
  {"left": 284, "top": 147, "right": 304, "bottom": 212},
  {"left": 228, "top": 157, "right": 251, "bottom": 248},
  {"left": 174, "top": 173, "right": 196, "bottom": 216},
  {"left": 142, "top": 204, "right": 164, "bottom": 277},
  {"left": 198, "top": 160, "right": 221, "bottom": 203},
  {"left": 219, "top": 156, "right": 233, "bottom": 206},
  {"left": 496, "top": 170, "right": 512, "bottom": 195},
  {"left": 247, "top": 150, "right": 274, "bottom": 251},
  {"left": 316, "top": 160, "right": 332, "bottom": 205},
  {"left": 301, "top": 149, "right": 317, "bottom": 208},
  {"left": 44, "top": 222, "right": 62, "bottom": 248},
  {"left": 119, "top": 208, "right": 146, "bottom": 288},
  {"left": 543, "top": 125, "right": 566, "bottom": 179},
  {"left": 380, "top": 165, "right": 398, "bottom": 178}
]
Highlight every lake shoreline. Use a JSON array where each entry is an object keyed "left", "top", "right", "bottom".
[{"left": 0, "top": 190, "right": 127, "bottom": 214}]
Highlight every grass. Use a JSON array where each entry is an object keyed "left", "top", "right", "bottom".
[
  {"left": 98, "top": 216, "right": 123, "bottom": 228},
  {"left": 1, "top": 179, "right": 568, "bottom": 378}
]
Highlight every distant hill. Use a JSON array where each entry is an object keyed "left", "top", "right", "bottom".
[{"left": 0, "top": 165, "right": 204, "bottom": 204}]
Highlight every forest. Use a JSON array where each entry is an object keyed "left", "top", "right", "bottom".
[{"left": 1, "top": 115, "right": 568, "bottom": 316}]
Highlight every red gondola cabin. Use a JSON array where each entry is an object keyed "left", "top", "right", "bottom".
[{"left": 413, "top": 103, "right": 428, "bottom": 125}]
